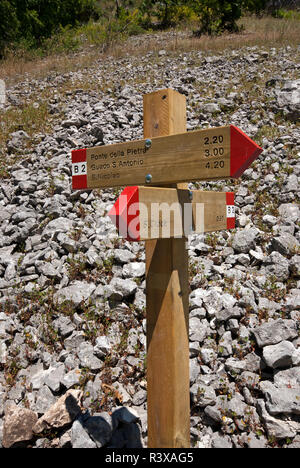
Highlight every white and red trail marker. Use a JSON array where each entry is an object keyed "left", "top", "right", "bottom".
[{"left": 72, "top": 148, "right": 87, "bottom": 190}]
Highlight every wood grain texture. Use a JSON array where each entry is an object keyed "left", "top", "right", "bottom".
[
  {"left": 84, "top": 126, "right": 231, "bottom": 188},
  {"left": 144, "top": 89, "right": 190, "bottom": 448},
  {"left": 136, "top": 186, "right": 234, "bottom": 240}
]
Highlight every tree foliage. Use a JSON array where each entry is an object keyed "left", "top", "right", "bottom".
[
  {"left": 242, "top": 0, "right": 267, "bottom": 15},
  {"left": 139, "top": 0, "right": 268, "bottom": 33},
  {"left": 0, "top": 0, "right": 275, "bottom": 57},
  {"left": 140, "top": 0, "right": 184, "bottom": 28},
  {"left": 0, "top": 1, "right": 19, "bottom": 43},
  {"left": 190, "top": 0, "right": 243, "bottom": 35},
  {"left": 0, "top": 0, "right": 100, "bottom": 53}
]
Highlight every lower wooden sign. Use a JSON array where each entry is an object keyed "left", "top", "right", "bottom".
[{"left": 108, "top": 186, "right": 235, "bottom": 241}]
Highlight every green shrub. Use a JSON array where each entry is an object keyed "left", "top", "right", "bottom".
[
  {"left": 0, "top": 0, "right": 100, "bottom": 55},
  {"left": 140, "top": 0, "right": 186, "bottom": 28},
  {"left": 242, "top": 0, "right": 267, "bottom": 16},
  {"left": 139, "top": 0, "right": 251, "bottom": 34},
  {"left": 191, "top": 0, "right": 243, "bottom": 35},
  {"left": 0, "top": 0, "right": 19, "bottom": 53},
  {"left": 75, "top": 7, "right": 144, "bottom": 51},
  {"left": 272, "top": 8, "right": 300, "bottom": 20},
  {"left": 107, "top": 7, "right": 144, "bottom": 38}
]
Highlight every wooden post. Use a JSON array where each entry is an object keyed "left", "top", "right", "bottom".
[
  {"left": 143, "top": 89, "right": 190, "bottom": 448},
  {"left": 71, "top": 88, "right": 261, "bottom": 447}
]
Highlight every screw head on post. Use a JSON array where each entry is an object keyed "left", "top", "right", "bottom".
[{"left": 145, "top": 139, "right": 152, "bottom": 149}]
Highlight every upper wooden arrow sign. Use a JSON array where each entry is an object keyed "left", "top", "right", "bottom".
[{"left": 72, "top": 125, "right": 262, "bottom": 190}]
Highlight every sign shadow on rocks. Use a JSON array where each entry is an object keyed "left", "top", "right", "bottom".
[{"left": 71, "top": 407, "right": 143, "bottom": 448}]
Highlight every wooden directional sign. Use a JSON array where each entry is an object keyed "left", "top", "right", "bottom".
[
  {"left": 71, "top": 125, "right": 262, "bottom": 190},
  {"left": 108, "top": 186, "right": 235, "bottom": 241},
  {"left": 70, "top": 88, "right": 264, "bottom": 449}
]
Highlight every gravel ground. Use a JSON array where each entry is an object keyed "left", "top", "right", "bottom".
[{"left": 0, "top": 37, "right": 299, "bottom": 448}]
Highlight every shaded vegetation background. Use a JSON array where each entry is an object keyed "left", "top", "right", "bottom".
[{"left": 0, "top": 0, "right": 299, "bottom": 60}]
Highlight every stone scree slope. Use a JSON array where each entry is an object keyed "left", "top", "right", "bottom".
[{"left": 0, "top": 41, "right": 299, "bottom": 448}]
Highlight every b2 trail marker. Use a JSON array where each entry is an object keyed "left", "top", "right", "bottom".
[
  {"left": 71, "top": 125, "right": 262, "bottom": 190},
  {"left": 71, "top": 88, "right": 263, "bottom": 449},
  {"left": 108, "top": 186, "right": 235, "bottom": 241}
]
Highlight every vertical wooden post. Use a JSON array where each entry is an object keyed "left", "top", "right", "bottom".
[{"left": 143, "top": 89, "right": 190, "bottom": 448}]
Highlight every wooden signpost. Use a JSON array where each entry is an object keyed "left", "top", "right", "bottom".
[
  {"left": 71, "top": 88, "right": 262, "bottom": 448},
  {"left": 108, "top": 186, "right": 235, "bottom": 241}
]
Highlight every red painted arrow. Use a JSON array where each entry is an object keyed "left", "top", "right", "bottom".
[
  {"left": 230, "top": 126, "right": 262, "bottom": 178},
  {"left": 108, "top": 186, "right": 140, "bottom": 241}
]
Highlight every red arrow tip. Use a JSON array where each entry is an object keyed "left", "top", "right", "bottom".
[
  {"left": 230, "top": 126, "right": 262, "bottom": 178},
  {"left": 108, "top": 186, "right": 140, "bottom": 241}
]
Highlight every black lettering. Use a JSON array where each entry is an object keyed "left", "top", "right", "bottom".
[
  {"left": 204, "top": 134, "right": 224, "bottom": 145},
  {"left": 213, "top": 160, "right": 225, "bottom": 169}
]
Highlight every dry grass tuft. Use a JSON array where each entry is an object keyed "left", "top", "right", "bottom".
[{"left": 0, "top": 15, "right": 299, "bottom": 86}]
